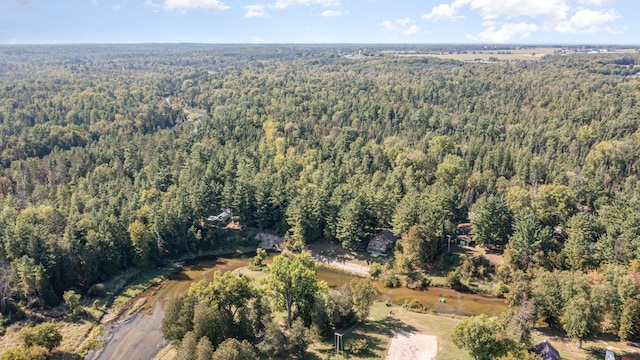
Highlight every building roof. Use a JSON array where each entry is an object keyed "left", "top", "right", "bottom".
[
  {"left": 455, "top": 223, "right": 473, "bottom": 236},
  {"left": 531, "top": 340, "right": 561, "bottom": 360},
  {"left": 366, "top": 230, "right": 397, "bottom": 255}
]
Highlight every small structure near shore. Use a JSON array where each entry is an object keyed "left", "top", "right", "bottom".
[{"left": 366, "top": 230, "right": 397, "bottom": 257}]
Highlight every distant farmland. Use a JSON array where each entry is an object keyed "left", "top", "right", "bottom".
[{"left": 380, "top": 47, "right": 638, "bottom": 62}]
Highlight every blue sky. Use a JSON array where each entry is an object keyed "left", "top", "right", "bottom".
[{"left": 0, "top": 0, "right": 637, "bottom": 44}]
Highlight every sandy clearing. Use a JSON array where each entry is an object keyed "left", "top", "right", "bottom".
[
  {"left": 386, "top": 331, "right": 438, "bottom": 360},
  {"left": 305, "top": 239, "right": 373, "bottom": 278},
  {"left": 309, "top": 252, "right": 370, "bottom": 277},
  {"left": 459, "top": 245, "right": 505, "bottom": 266}
]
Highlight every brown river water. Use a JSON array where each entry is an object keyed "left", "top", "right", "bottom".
[{"left": 85, "top": 254, "right": 506, "bottom": 360}]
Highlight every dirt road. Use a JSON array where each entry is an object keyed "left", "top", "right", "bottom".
[{"left": 386, "top": 331, "right": 438, "bottom": 360}]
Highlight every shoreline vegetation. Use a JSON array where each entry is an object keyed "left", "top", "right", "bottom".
[
  {"left": 99, "top": 242, "right": 640, "bottom": 359},
  {"left": 1, "top": 238, "right": 638, "bottom": 360}
]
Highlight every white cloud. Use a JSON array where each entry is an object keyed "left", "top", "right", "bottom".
[
  {"left": 379, "top": 20, "right": 395, "bottom": 30},
  {"left": 244, "top": 4, "right": 268, "bottom": 17},
  {"left": 144, "top": 0, "right": 162, "bottom": 11},
  {"left": 321, "top": 9, "right": 343, "bottom": 16},
  {"left": 468, "top": 0, "right": 569, "bottom": 21},
  {"left": 272, "top": 0, "right": 340, "bottom": 9},
  {"left": 403, "top": 25, "right": 421, "bottom": 35},
  {"left": 577, "top": 0, "right": 610, "bottom": 5},
  {"left": 422, "top": 3, "right": 464, "bottom": 21},
  {"left": 426, "top": 0, "right": 569, "bottom": 22},
  {"left": 165, "top": 0, "right": 229, "bottom": 11},
  {"left": 473, "top": 22, "right": 538, "bottom": 42},
  {"left": 555, "top": 8, "right": 620, "bottom": 32},
  {"left": 113, "top": 4, "right": 121, "bottom": 10},
  {"left": 396, "top": 17, "right": 414, "bottom": 26},
  {"left": 568, "top": 8, "right": 619, "bottom": 28},
  {"left": 145, "top": 0, "right": 230, "bottom": 12},
  {"left": 251, "top": 36, "right": 265, "bottom": 43}
]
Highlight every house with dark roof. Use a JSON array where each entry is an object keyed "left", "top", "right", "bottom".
[
  {"left": 455, "top": 223, "right": 475, "bottom": 246},
  {"left": 455, "top": 223, "right": 472, "bottom": 235},
  {"left": 366, "top": 230, "right": 397, "bottom": 257},
  {"left": 531, "top": 340, "right": 561, "bottom": 360}
]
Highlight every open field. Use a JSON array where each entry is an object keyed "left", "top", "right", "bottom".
[
  {"left": 384, "top": 47, "right": 639, "bottom": 62},
  {"left": 399, "top": 51, "right": 551, "bottom": 61},
  {"left": 0, "top": 318, "right": 103, "bottom": 360}
]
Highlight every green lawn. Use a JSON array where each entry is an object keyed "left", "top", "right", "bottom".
[
  {"left": 110, "top": 266, "right": 178, "bottom": 311},
  {"left": 305, "top": 302, "right": 471, "bottom": 360},
  {"left": 531, "top": 328, "right": 640, "bottom": 360}
]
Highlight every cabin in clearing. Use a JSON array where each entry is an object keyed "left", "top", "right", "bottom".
[{"left": 366, "top": 230, "right": 397, "bottom": 257}]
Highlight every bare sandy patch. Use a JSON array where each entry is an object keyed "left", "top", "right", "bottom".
[
  {"left": 386, "top": 331, "right": 438, "bottom": 360},
  {"left": 305, "top": 239, "right": 373, "bottom": 278},
  {"left": 459, "top": 245, "right": 505, "bottom": 266},
  {"left": 308, "top": 251, "right": 370, "bottom": 277}
]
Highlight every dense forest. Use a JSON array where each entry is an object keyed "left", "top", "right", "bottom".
[{"left": 1, "top": 44, "right": 640, "bottom": 353}]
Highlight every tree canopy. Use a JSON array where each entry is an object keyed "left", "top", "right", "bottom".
[{"left": 1, "top": 44, "right": 640, "bottom": 351}]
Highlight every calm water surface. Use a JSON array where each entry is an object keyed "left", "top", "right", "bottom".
[
  {"left": 87, "top": 253, "right": 506, "bottom": 360},
  {"left": 147, "top": 254, "right": 506, "bottom": 317}
]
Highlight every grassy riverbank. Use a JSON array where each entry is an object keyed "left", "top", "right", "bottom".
[
  {"left": 0, "top": 243, "right": 261, "bottom": 359},
  {"left": 5, "top": 243, "right": 636, "bottom": 360}
]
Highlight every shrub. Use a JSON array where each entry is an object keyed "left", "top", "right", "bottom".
[
  {"left": 19, "top": 322, "right": 62, "bottom": 352},
  {"left": 287, "top": 318, "right": 309, "bottom": 359},
  {"left": 345, "top": 338, "right": 368, "bottom": 355},
  {"left": 406, "top": 273, "right": 431, "bottom": 290},
  {"left": 446, "top": 269, "right": 467, "bottom": 292},
  {"left": 251, "top": 248, "right": 267, "bottom": 269},
  {"left": 63, "top": 290, "right": 82, "bottom": 317},
  {"left": 88, "top": 283, "right": 107, "bottom": 297},
  {"left": 382, "top": 275, "right": 400, "bottom": 288},
  {"left": 0, "top": 346, "right": 47, "bottom": 360},
  {"left": 402, "top": 299, "right": 427, "bottom": 313},
  {"left": 368, "top": 263, "right": 383, "bottom": 279}
]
